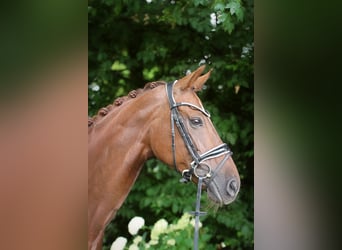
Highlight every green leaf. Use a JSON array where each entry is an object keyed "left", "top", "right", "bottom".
[{"left": 214, "top": 3, "right": 225, "bottom": 11}]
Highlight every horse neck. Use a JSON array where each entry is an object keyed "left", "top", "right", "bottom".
[{"left": 88, "top": 87, "right": 166, "bottom": 209}]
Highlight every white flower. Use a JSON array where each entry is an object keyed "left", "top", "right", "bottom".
[
  {"left": 167, "top": 239, "right": 176, "bottom": 246},
  {"left": 128, "top": 244, "right": 139, "bottom": 250},
  {"left": 128, "top": 216, "right": 145, "bottom": 235},
  {"left": 149, "top": 239, "right": 159, "bottom": 245},
  {"left": 110, "top": 236, "right": 127, "bottom": 250},
  {"left": 168, "top": 213, "right": 191, "bottom": 232},
  {"left": 176, "top": 213, "right": 191, "bottom": 230},
  {"left": 150, "top": 218, "right": 168, "bottom": 240},
  {"left": 133, "top": 235, "right": 142, "bottom": 245},
  {"left": 190, "top": 218, "right": 202, "bottom": 228},
  {"left": 210, "top": 13, "right": 217, "bottom": 27}
]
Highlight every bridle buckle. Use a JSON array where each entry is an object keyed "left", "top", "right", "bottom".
[{"left": 180, "top": 169, "right": 192, "bottom": 183}]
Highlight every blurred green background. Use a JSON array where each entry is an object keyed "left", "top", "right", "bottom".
[{"left": 88, "top": 0, "right": 253, "bottom": 249}]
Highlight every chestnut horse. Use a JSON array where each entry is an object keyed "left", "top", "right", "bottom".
[{"left": 88, "top": 66, "right": 240, "bottom": 250}]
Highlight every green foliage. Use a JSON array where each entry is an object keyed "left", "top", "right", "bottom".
[{"left": 89, "top": 0, "right": 253, "bottom": 249}]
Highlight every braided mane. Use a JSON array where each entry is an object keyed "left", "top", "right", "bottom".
[{"left": 88, "top": 81, "right": 166, "bottom": 127}]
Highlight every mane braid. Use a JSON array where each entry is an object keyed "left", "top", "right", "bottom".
[{"left": 88, "top": 81, "right": 166, "bottom": 127}]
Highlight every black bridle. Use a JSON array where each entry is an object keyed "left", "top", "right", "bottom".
[
  {"left": 166, "top": 80, "right": 233, "bottom": 184},
  {"left": 166, "top": 80, "right": 233, "bottom": 250}
]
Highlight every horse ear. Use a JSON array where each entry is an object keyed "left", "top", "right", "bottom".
[
  {"left": 192, "top": 68, "right": 212, "bottom": 92},
  {"left": 177, "top": 65, "right": 206, "bottom": 90}
]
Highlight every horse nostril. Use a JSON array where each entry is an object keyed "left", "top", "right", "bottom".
[{"left": 226, "top": 178, "right": 238, "bottom": 197}]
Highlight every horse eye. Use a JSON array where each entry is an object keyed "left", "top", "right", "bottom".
[{"left": 190, "top": 117, "right": 203, "bottom": 127}]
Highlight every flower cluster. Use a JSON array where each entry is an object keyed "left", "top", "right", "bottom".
[{"left": 110, "top": 213, "right": 200, "bottom": 249}]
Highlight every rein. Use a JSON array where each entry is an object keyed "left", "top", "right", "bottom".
[{"left": 165, "top": 81, "right": 233, "bottom": 250}]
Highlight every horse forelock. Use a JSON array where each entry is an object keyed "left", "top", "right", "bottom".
[{"left": 88, "top": 81, "right": 166, "bottom": 128}]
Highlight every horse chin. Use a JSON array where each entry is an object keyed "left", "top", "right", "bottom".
[
  {"left": 207, "top": 187, "right": 224, "bottom": 207},
  {"left": 206, "top": 179, "right": 239, "bottom": 206}
]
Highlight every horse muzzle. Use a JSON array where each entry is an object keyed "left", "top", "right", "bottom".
[{"left": 206, "top": 176, "right": 240, "bottom": 205}]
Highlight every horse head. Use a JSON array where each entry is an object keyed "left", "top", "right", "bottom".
[{"left": 150, "top": 66, "right": 240, "bottom": 205}]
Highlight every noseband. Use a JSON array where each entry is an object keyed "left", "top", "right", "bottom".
[{"left": 166, "top": 81, "right": 233, "bottom": 184}]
